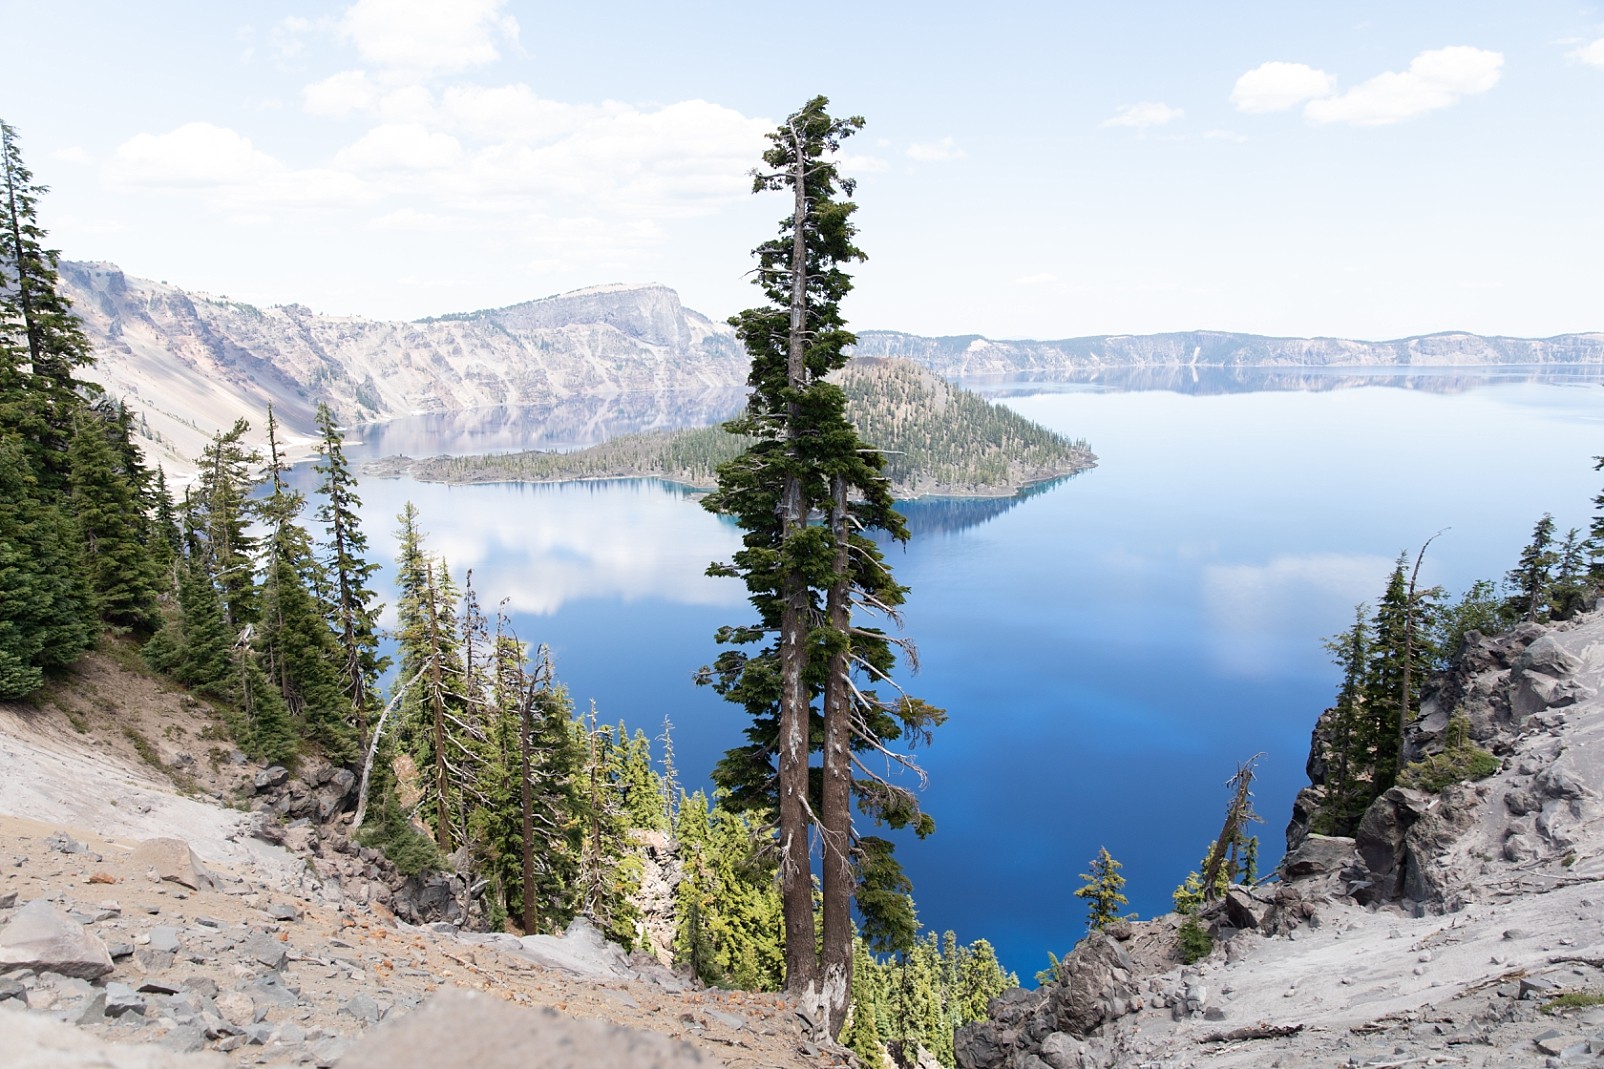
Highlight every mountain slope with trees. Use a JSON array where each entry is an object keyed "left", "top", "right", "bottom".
[{"left": 383, "top": 356, "right": 1095, "bottom": 499}]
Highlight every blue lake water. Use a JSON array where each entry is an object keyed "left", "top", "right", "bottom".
[{"left": 317, "top": 368, "right": 1604, "bottom": 980}]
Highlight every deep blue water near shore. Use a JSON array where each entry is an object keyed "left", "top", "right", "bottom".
[{"left": 307, "top": 369, "right": 1603, "bottom": 980}]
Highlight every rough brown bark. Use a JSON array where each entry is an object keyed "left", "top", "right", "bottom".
[
  {"left": 778, "top": 115, "right": 819, "bottom": 997},
  {"left": 820, "top": 474, "right": 854, "bottom": 1036}
]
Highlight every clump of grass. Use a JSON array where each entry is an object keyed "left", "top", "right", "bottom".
[
  {"left": 1542, "top": 992, "right": 1604, "bottom": 1015},
  {"left": 122, "top": 725, "right": 162, "bottom": 769},
  {"left": 1398, "top": 715, "right": 1500, "bottom": 793},
  {"left": 123, "top": 725, "right": 201, "bottom": 796}
]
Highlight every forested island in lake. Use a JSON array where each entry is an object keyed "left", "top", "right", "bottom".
[{"left": 368, "top": 357, "right": 1097, "bottom": 498}]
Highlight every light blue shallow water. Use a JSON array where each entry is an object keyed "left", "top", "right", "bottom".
[{"left": 316, "top": 370, "right": 1604, "bottom": 978}]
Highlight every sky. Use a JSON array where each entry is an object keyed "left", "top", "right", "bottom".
[{"left": 3, "top": 1, "right": 1602, "bottom": 340}]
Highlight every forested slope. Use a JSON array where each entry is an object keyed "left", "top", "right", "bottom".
[{"left": 383, "top": 357, "right": 1096, "bottom": 498}]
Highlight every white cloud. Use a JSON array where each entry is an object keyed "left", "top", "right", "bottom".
[
  {"left": 834, "top": 151, "right": 890, "bottom": 175},
  {"left": 105, "top": 123, "right": 369, "bottom": 212},
  {"left": 1203, "top": 553, "right": 1393, "bottom": 677},
  {"left": 335, "top": 123, "right": 462, "bottom": 170},
  {"left": 369, "top": 208, "right": 460, "bottom": 232},
  {"left": 906, "top": 136, "right": 965, "bottom": 161},
  {"left": 271, "top": 16, "right": 313, "bottom": 60},
  {"left": 1305, "top": 46, "right": 1503, "bottom": 126},
  {"left": 1231, "top": 61, "right": 1336, "bottom": 113},
  {"left": 1100, "top": 102, "right": 1183, "bottom": 129},
  {"left": 106, "top": 123, "right": 281, "bottom": 187},
  {"left": 304, "top": 70, "right": 377, "bottom": 117},
  {"left": 1203, "top": 129, "right": 1249, "bottom": 143},
  {"left": 1572, "top": 37, "right": 1604, "bottom": 69},
  {"left": 1013, "top": 273, "right": 1060, "bottom": 286},
  {"left": 440, "top": 99, "right": 768, "bottom": 218},
  {"left": 341, "top": 0, "right": 519, "bottom": 74},
  {"left": 438, "top": 83, "right": 591, "bottom": 142}
]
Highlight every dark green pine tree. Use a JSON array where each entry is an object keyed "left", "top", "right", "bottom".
[
  {"left": 149, "top": 465, "right": 183, "bottom": 588},
  {"left": 0, "top": 433, "right": 97, "bottom": 697},
  {"left": 616, "top": 724, "right": 667, "bottom": 833},
  {"left": 256, "top": 408, "right": 353, "bottom": 762},
  {"left": 1074, "top": 846, "right": 1129, "bottom": 933},
  {"left": 1506, "top": 513, "right": 1558, "bottom": 623},
  {"left": 700, "top": 95, "right": 941, "bottom": 1037},
  {"left": 0, "top": 120, "right": 98, "bottom": 489},
  {"left": 1363, "top": 557, "right": 1435, "bottom": 798},
  {"left": 314, "top": 406, "right": 386, "bottom": 740},
  {"left": 392, "top": 503, "right": 473, "bottom": 853},
  {"left": 1589, "top": 456, "right": 1604, "bottom": 584},
  {"left": 66, "top": 411, "right": 161, "bottom": 630},
  {"left": 1314, "top": 605, "right": 1373, "bottom": 835},
  {"left": 168, "top": 556, "right": 233, "bottom": 693},
  {"left": 1550, "top": 527, "right": 1588, "bottom": 620},
  {"left": 572, "top": 709, "right": 643, "bottom": 949},
  {"left": 192, "top": 419, "right": 262, "bottom": 631}
]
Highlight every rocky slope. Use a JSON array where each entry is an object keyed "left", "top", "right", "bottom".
[
  {"left": 59, "top": 261, "right": 1604, "bottom": 474},
  {"left": 59, "top": 263, "right": 746, "bottom": 472},
  {"left": 954, "top": 607, "right": 1604, "bottom": 1068},
  {"left": 0, "top": 647, "right": 843, "bottom": 1069}
]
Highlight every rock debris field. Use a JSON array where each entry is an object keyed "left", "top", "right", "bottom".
[{"left": 0, "top": 653, "right": 836, "bottom": 1069}]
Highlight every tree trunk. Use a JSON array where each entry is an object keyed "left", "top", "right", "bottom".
[
  {"left": 778, "top": 119, "right": 819, "bottom": 997},
  {"left": 819, "top": 474, "right": 854, "bottom": 1036},
  {"left": 1398, "top": 533, "right": 1440, "bottom": 779},
  {"left": 426, "top": 563, "right": 453, "bottom": 854},
  {"left": 519, "top": 679, "right": 538, "bottom": 934}
]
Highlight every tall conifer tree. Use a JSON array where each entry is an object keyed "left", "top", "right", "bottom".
[
  {"left": 1, "top": 120, "right": 96, "bottom": 487},
  {"left": 702, "top": 96, "right": 941, "bottom": 1035}
]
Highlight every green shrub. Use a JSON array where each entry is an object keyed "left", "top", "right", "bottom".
[
  {"left": 1398, "top": 714, "right": 1500, "bottom": 793},
  {"left": 1177, "top": 917, "right": 1213, "bottom": 965},
  {"left": 356, "top": 795, "right": 441, "bottom": 878}
]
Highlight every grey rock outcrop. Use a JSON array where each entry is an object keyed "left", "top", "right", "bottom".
[
  {"left": 0, "top": 899, "right": 115, "bottom": 980},
  {"left": 955, "top": 936, "right": 1143, "bottom": 1069}
]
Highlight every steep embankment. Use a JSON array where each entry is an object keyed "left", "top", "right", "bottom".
[
  {"left": 954, "top": 610, "right": 1604, "bottom": 1069},
  {"left": 0, "top": 647, "right": 841, "bottom": 1069},
  {"left": 379, "top": 357, "right": 1096, "bottom": 498}
]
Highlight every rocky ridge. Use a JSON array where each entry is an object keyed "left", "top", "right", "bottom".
[
  {"left": 58, "top": 261, "right": 1604, "bottom": 475},
  {"left": 0, "top": 649, "right": 839, "bottom": 1069},
  {"left": 855, "top": 329, "right": 1604, "bottom": 379},
  {"left": 954, "top": 607, "right": 1604, "bottom": 1068}
]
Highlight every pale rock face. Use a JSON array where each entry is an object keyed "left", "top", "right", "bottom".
[{"left": 57, "top": 262, "right": 746, "bottom": 473}]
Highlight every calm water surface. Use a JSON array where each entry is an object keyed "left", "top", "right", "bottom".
[{"left": 321, "top": 369, "right": 1603, "bottom": 978}]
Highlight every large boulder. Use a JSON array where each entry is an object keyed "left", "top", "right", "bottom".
[
  {"left": 338, "top": 987, "right": 717, "bottom": 1069},
  {"left": 1281, "top": 833, "right": 1355, "bottom": 879},
  {"left": 129, "top": 837, "right": 216, "bottom": 891},
  {"left": 1353, "top": 788, "right": 1434, "bottom": 903},
  {"left": 955, "top": 938, "right": 1141, "bottom": 1069},
  {"left": 0, "top": 899, "right": 114, "bottom": 979},
  {"left": 515, "top": 916, "right": 635, "bottom": 980}
]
